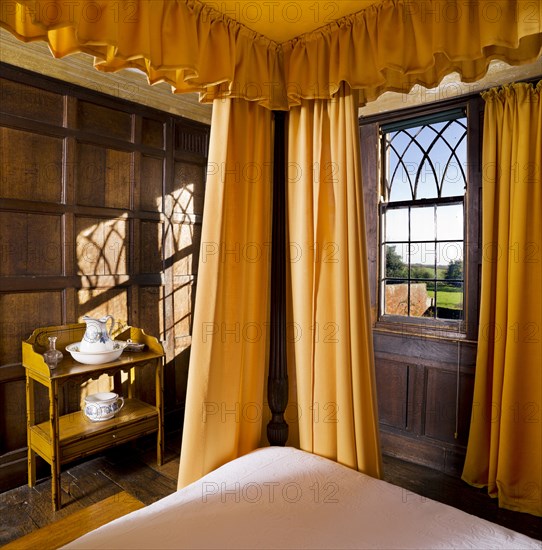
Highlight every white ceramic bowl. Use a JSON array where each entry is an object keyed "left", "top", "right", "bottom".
[
  {"left": 66, "top": 341, "right": 127, "bottom": 365},
  {"left": 83, "top": 392, "right": 124, "bottom": 422}
]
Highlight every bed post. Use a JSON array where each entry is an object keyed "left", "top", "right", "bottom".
[{"left": 267, "top": 111, "right": 288, "bottom": 446}]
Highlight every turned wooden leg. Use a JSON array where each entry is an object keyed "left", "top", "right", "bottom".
[
  {"left": 156, "top": 360, "right": 164, "bottom": 466},
  {"left": 49, "top": 381, "right": 61, "bottom": 511},
  {"left": 26, "top": 376, "right": 36, "bottom": 487}
]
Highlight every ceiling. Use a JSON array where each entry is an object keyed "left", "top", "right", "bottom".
[{"left": 199, "top": 1, "right": 377, "bottom": 43}]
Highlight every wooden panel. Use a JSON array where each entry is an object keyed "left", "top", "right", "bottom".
[
  {"left": 374, "top": 357, "right": 408, "bottom": 430},
  {"left": 174, "top": 120, "right": 209, "bottom": 157},
  {"left": 172, "top": 222, "right": 201, "bottom": 277},
  {"left": 174, "top": 336, "right": 191, "bottom": 409},
  {"left": 140, "top": 155, "right": 163, "bottom": 212},
  {"left": 424, "top": 368, "right": 474, "bottom": 446},
  {"left": 0, "top": 291, "right": 63, "bottom": 365},
  {"left": 172, "top": 161, "right": 205, "bottom": 218},
  {"left": 381, "top": 430, "right": 449, "bottom": 472},
  {"left": 77, "top": 288, "right": 129, "bottom": 326},
  {"left": 0, "top": 212, "right": 62, "bottom": 276},
  {"left": 0, "top": 448, "right": 36, "bottom": 494},
  {"left": 0, "top": 379, "right": 28, "bottom": 453},
  {"left": 172, "top": 276, "right": 194, "bottom": 342},
  {"left": 75, "top": 217, "right": 128, "bottom": 276},
  {"left": 138, "top": 286, "right": 163, "bottom": 339},
  {"left": 0, "top": 127, "right": 63, "bottom": 202},
  {"left": 140, "top": 221, "right": 163, "bottom": 274},
  {"left": 77, "top": 100, "right": 132, "bottom": 141},
  {"left": 374, "top": 331, "right": 477, "bottom": 368},
  {"left": 76, "top": 143, "right": 131, "bottom": 209},
  {"left": 0, "top": 77, "right": 63, "bottom": 125},
  {"left": 406, "top": 364, "right": 425, "bottom": 434},
  {"left": 142, "top": 118, "right": 164, "bottom": 149}
]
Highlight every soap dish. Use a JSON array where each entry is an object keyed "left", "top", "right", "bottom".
[{"left": 124, "top": 339, "right": 145, "bottom": 352}]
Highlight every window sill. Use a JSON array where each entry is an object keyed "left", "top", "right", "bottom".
[{"left": 374, "top": 316, "right": 472, "bottom": 342}]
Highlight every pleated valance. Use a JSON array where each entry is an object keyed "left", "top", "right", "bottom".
[
  {"left": 282, "top": 0, "right": 542, "bottom": 106},
  {"left": 1, "top": 0, "right": 540, "bottom": 109},
  {"left": 0, "top": 0, "right": 286, "bottom": 109}
]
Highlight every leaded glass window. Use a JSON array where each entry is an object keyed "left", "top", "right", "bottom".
[{"left": 380, "top": 109, "right": 467, "bottom": 322}]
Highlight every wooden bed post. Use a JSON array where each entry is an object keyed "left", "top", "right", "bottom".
[{"left": 267, "top": 111, "right": 288, "bottom": 446}]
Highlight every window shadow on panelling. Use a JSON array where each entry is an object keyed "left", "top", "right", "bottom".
[
  {"left": 141, "top": 156, "right": 164, "bottom": 212},
  {"left": 140, "top": 221, "right": 163, "bottom": 274},
  {"left": 76, "top": 217, "right": 128, "bottom": 283},
  {"left": 163, "top": 161, "right": 205, "bottom": 410},
  {"left": 74, "top": 215, "right": 131, "bottom": 401}
]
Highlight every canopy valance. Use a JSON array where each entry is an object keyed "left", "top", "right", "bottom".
[{"left": 1, "top": 0, "right": 540, "bottom": 110}]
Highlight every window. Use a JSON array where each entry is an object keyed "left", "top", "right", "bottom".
[{"left": 380, "top": 109, "right": 467, "bottom": 325}]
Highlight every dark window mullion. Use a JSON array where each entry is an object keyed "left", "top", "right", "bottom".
[
  {"left": 387, "top": 138, "right": 416, "bottom": 200},
  {"left": 433, "top": 204, "right": 438, "bottom": 319},
  {"left": 407, "top": 206, "right": 411, "bottom": 316},
  {"left": 385, "top": 196, "right": 464, "bottom": 209},
  {"left": 414, "top": 129, "right": 443, "bottom": 199},
  {"left": 440, "top": 128, "right": 468, "bottom": 194}
]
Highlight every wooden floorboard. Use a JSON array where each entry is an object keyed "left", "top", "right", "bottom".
[
  {"left": 98, "top": 447, "right": 177, "bottom": 505},
  {"left": 382, "top": 454, "right": 542, "bottom": 542},
  {"left": 1, "top": 444, "right": 541, "bottom": 546},
  {"left": 3, "top": 491, "right": 144, "bottom": 550}
]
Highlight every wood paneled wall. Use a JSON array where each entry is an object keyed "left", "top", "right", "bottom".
[{"left": 0, "top": 64, "right": 209, "bottom": 492}]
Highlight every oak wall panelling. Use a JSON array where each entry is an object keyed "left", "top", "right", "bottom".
[{"left": 0, "top": 63, "right": 209, "bottom": 492}]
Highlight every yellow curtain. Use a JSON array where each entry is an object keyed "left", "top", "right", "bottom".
[
  {"left": 282, "top": 0, "right": 542, "bottom": 106},
  {"left": 462, "top": 82, "right": 542, "bottom": 517},
  {"left": 177, "top": 98, "right": 273, "bottom": 488},
  {"left": 1, "top": 1, "right": 540, "bottom": 109},
  {"left": 0, "top": 0, "right": 285, "bottom": 109},
  {"left": 287, "top": 83, "right": 382, "bottom": 478}
]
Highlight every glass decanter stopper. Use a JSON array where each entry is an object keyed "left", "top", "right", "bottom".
[{"left": 43, "top": 336, "right": 63, "bottom": 369}]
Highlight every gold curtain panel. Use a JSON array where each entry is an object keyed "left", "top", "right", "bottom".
[
  {"left": 462, "top": 81, "right": 542, "bottom": 517},
  {"left": 1, "top": 0, "right": 541, "bottom": 109}
]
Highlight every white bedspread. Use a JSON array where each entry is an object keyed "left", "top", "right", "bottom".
[{"left": 66, "top": 447, "right": 541, "bottom": 549}]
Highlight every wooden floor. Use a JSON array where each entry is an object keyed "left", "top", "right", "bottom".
[
  {"left": 0, "top": 438, "right": 179, "bottom": 548},
  {"left": 1, "top": 440, "right": 541, "bottom": 547}
]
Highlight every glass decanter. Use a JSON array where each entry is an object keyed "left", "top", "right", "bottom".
[{"left": 43, "top": 336, "right": 63, "bottom": 369}]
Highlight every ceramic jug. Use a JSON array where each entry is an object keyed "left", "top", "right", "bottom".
[{"left": 80, "top": 315, "right": 116, "bottom": 352}]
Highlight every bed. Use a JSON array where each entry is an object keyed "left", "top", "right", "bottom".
[{"left": 66, "top": 446, "right": 540, "bottom": 549}]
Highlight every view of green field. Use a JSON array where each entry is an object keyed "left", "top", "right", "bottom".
[
  {"left": 385, "top": 247, "right": 464, "bottom": 318},
  {"left": 427, "top": 286, "right": 463, "bottom": 309}
]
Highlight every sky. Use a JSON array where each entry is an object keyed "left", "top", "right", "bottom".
[{"left": 383, "top": 119, "right": 467, "bottom": 267}]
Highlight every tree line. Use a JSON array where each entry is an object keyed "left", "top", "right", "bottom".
[{"left": 386, "top": 246, "right": 463, "bottom": 284}]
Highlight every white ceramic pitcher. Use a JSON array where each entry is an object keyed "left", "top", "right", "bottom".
[{"left": 80, "top": 315, "right": 116, "bottom": 352}]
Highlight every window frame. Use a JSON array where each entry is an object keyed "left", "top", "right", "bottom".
[
  {"left": 379, "top": 111, "right": 467, "bottom": 329},
  {"left": 359, "top": 95, "right": 483, "bottom": 342}
]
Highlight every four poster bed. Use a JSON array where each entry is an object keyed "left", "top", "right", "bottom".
[{"left": 64, "top": 96, "right": 540, "bottom": 549}]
